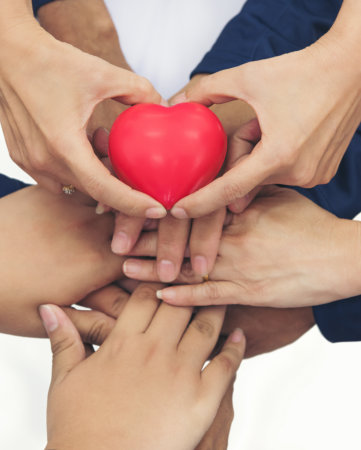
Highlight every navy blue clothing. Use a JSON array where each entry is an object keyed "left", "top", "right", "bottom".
[
  {"left": 0, "top": 174, "right": 28, "bottom": 198},
  {"left": 192, "top": 0, "right": 361, "bottom": 343},
  {"left": 32, "top": 0, "right": 54, "bottom": 15}
]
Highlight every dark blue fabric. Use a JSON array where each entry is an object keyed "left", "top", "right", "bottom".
[
  {"left": 192, "top": 0, "right": 361, "bottom": 343},
  {"left": 0, "top": 174, "right": 28, "bottom": 198},
  {"left": 32, "top": 0, "right": 54, "bottom": 15}
]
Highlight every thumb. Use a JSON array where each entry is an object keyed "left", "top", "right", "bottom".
[{"left": 39, "top": 305, "right": 85, "bottom": 386}]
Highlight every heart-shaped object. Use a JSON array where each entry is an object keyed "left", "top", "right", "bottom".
[{"left": 109, "top": 103, "right": 227, "bottom": 209}]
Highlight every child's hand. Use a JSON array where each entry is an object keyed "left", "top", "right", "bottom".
[{"left": 43, "top": 283, "right": 245, "bottom": 450}]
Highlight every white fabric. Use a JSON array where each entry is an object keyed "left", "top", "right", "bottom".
[{"left": 1, "top": 2, "right": 361, "bottom": 449}]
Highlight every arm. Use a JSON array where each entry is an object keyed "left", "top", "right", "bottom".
[{"left": 0, "top": 0, "right": 165, "bottom": 216}]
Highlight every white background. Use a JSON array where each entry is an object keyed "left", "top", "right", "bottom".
[{"left": 1, "top": 1, "right": 361, "bottom": 449}]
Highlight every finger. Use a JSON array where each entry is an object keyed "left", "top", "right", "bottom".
[
  {"left": 190, "top": 208, "right": 226, "bottom": 277},
  {"left": 64, "top": 307, "right": 116, "bottom": 346},
  {"left": 79, "top": 284, "right": 130, "bottom": 319},
  {"left": 171, "top": 68, "right": 242, "bottom": 107},
  {"left": 111, "top": 213, "right": 145, "bottom": 255},
  {"left": 123, "top": 257, "right": 205, "bottom": 284},
  {"left": 179, "top": 306, "right": 226, "bottom": 370},
  {"left": 128, "top": 231, "right": 158, "bottom": 257},
  {"left": 156, "top": 281, "right": 240, "bottom": 307},
  {"left": 171, "top": 146, "right": 270, "bottom": 219},
  {"left": 98, "top": 65, "right": 164, "bottom": 105},
  {"left": 111, "top": 283, "right": 163, "bottom": 339},
  {"left": 146, "top": 302, "right": 193, "bottom": 346},
  {"left": 66, "top": 137, "right": 167, "bottom": 218},
  {"left": 228, "top": 186, "right": 262, "bottom": 214},
  {"left": 200, "top": 329, "right": 245, "bottom": 410},
  {"left": 39, "top": 305, "right": 85, "bottom": 386},
  {"left": 92, "top": 127, "right": 110, "bottom": 158},
  {"left": 157, "top": 215, "right": 191, "bottom": 282}
]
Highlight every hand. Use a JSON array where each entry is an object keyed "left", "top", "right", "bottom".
[
  {"left": 222, "top": 306, "right": 315, "bottom": 358},
  {"left": 0, "top": 185, "right": 131, "bottom": 339},
  {"left": 0, "top": 17, "right": 166, "bottom": 218},
  {"left": 92, "top": 127, "right": 226, "bottom": 281},
  {"left": 170, "top": 21, "right": 361, "bottom": 219},
  {"left": 42, "top": 283, "right": 245, "bottom": 450},
  {"left": 195, "top": 380, "right": 235, "bottom": 450},
  {"left": 122, "top": 187, "right": 361, "bottom": 308}
]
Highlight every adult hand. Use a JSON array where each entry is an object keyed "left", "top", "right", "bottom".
[
  {"left": 93, "top": 127, "right": 226, "bottom": 281},
  {"left": 43, "top": 283, "right": 245, "bottom": 450},
  {"left": 0, "top": 16, "right": 166, "bottom": 218},
  {"left": 122, "top": 187, "right": 361, "bottom": 308},
  {"left": 0, "top": 185, "right": 132, "bottom": 340},
  {"left": 170, "top": 15, "right": 361, "bottom": 218},
  {"left": 223, "top": 306, "right": 315, "bottom": 358}
]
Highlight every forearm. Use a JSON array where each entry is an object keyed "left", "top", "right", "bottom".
[{"left": 37, "top": 0, "right": 131, "bottom": 70}]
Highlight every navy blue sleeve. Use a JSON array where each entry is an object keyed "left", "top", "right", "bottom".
[
  {"left": 0, "top": 174, "right": 28, "bottom": 198},
  {"left": 191, "top": 0, "right": 361, "bottom": 343},
  {"left": 191, "top": 0, "right": 342, "bottom": 77},
  {"left": 32, "top": 0, "right": 55, "bottom": 16}
]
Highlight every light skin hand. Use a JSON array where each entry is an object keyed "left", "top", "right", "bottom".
[
  {"left": 170, "top": 1, "right": 361, "bottom": 219},
  {"left": 0, "top": 185, "right": 132, "bottom": 341},
  {"left": 122, "top": 187, "right": 361, "bottom": 308},
  {"left": 42, "top": 283, "right": 245, "bottom": 450},
  {"left": 0, "top": 2, "right": 166, "bottom": 218}
]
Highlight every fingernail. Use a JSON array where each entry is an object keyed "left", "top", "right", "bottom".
[
  {"left": 156, "top": 288, "right": 176, "bottom": 302},
  {"left": 171, "top": 92, "right": 187, "bottom": 105},
  {"left": 95, "top": 203, "right": 105, "bottom": 215},
  {"left": 39, "top": 305, "right": 58, "bottom": 333},
  {"left": 123, "top": 260, "right": 141, "bottom": 276},
  {"left": 171, "top": 207, "right": 188, "bottom": 219},
  {"left": 145, "top": 207, "right": 167, "bottom": 219},
  {"left": 100, "top": 127, "right": 110, "bottom": 135},
  {"left": 193, "top": 255, "right": 208, "bottom": 276},
  {"left": 229, "top": 328, "right": 244, "bottom": 343},
  {"left": 112, "top": 232, "right": 131, "bottom": 254},
  {"left": 158, "top": 260, "right": 176, "bottom": 282}
]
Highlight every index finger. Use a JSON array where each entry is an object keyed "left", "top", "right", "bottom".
[
  {"left": 172, "top": 67, "right": 243, "bottom": 107},
  {"left": 171, "top": 148, "right": 270, "bottom": 218}
]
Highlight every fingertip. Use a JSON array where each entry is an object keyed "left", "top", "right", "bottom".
[
  {"left": 170, "top": 207, "right": 189, "bottom": 219},
  {"left": 170, "top": 92, "right": 188, "bottom": 106},
  {"left": 39, "top": 305, "right": 59, "bottom": 334},
  {"left": 228, "top": 328, "right": 245, "bottom": 345}
]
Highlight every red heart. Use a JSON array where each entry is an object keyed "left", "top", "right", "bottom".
[{"left": 109, "top": 103, "right": 227, "bottom": 209}]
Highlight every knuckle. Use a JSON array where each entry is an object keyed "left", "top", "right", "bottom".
[
  {"left": 51, "top": 336, "right": 77, "bottom": 358},
  {"left": 191, "top": 317, "right": 216, "bottom": 338},
  {"left": 136, "top": 76, "right": 154, "bottom": 97},
  {"left": 30, "top": 152, "right": 50, "bottom": 172},
  {"left": 222, "top": 182, "right": 243, "bottom": 205},
  {"left": 203, "top": 282, "right": 221, "bottom": 301},
  {"left": 134, "top": 284, "right": 158, "bottom": 302},
  {"left": 85, "top": 317, "right": 111, "bottom": 345},
  {"left": 218, "top": 348, "right": 241, "bottom": 373}
]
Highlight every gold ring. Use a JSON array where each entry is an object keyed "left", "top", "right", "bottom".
[
  {"left": 62, "top": 184, "right": 76, "bottom": 195},
  {"left": 202, "top": 275, "right": 209, "bottom": 282}
]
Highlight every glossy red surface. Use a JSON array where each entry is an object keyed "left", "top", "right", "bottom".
[{"left": 109, "top": 103, "right": 227, "bottom": 209}]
